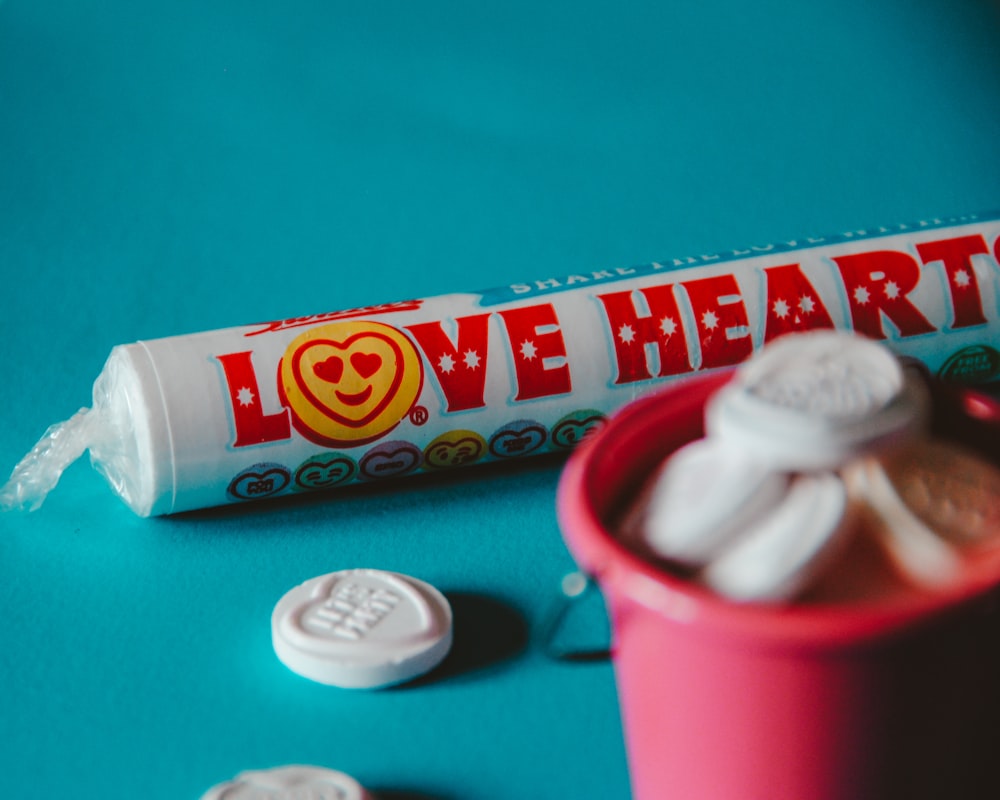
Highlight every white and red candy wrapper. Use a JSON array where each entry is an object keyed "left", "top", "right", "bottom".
[{"left": 3, "top": 212, "right": 1000, "bottom": 516}]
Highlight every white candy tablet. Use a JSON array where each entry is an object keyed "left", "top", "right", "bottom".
[
  {"left": 873, "top": 438, "right": 1000, "bottom": 547},
  {"left": 706, "top": 331, "right": 928, "bottom": 469},
  {"left": 702, "top": 471, "right": 851, "bottom": 602},
  {"left": 843, "top": 456, "right": 961, "bottom": 588},
  {"left": 199, "top": 764, "right": 372, "bottom": 800},
  {"left": 641, "top": 437, "right": 789, "bottom": 566},
  {"left": 272, "top": 568, "right": 452, "bottom": 689}
]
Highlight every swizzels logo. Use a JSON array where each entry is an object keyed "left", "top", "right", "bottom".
[{"left": 278, "top": 321, "right": 423, "bottom": 446}]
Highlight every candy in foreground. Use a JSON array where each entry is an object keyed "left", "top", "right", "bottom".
[
  {"left": 3, "top": 212, "right": 998, "bottom": 515},
  {"left": 632, "top": 329, "right": 995, "bottom": 602},
  {"left": 271, "top": 569, "right": 452, "bottom": 689},
  {"left": 199, "top": 765, "right": 372, "bottom": 800}
]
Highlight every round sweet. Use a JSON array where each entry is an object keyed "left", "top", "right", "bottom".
[
  {"left": 640, "top": 437, "right": 790, "bottom": 566},
  {"left": 199, "top": 764, "right": 371, "bottom": 800},
  {"left": 702, "top": 471, "right": 851, "bottom": 602},
  {"left": 843, "top": 456, "right": 961, "bottom": 588},
  {"left": 272, "top": 568, "right": 452, "bottom": 689},
  {"left": 875, "top": 438, "right": 1000, "bottom": 547},
  {"left": 706, "top": 331, "right": 928, "bottom": 469},
  {"left": 737, "top": 330, "right": 903, "bottom": 419}
]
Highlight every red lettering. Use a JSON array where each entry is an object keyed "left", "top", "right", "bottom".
[
  {"left": 596, "top": 284, "right": 693, "bottom": 383},
  {"left": 216, "top": 351, "right": 292, "bottom": 447},
  {"left": 762, "top": 263, "right": 836, "bottom": 342},
  {"left": 833, "top": 250, "right": 936, "bottom": 339},
  {"left": 405, "top": 314, "right": 491, "bottom": 412},
  {"left": 497, "top": 304, "right": 572, "bottom": 401},
  {"left": 681, "top": 274, "right": 753, "bottom": 369},
  {"left": 916, "top": 235, "right": 988, "bottom": 329}
]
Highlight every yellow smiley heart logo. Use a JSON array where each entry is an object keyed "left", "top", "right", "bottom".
[{"left": 279, "top": 320, "right": 423, "bottom": 446}]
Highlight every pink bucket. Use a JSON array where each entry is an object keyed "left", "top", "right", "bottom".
[{"left": 557, "top": 371, "right": 1000, "bottom": 800}]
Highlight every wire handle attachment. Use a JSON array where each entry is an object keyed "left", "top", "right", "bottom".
[{"left": 540, "top": 571, "right": 613, "bottom": 663}]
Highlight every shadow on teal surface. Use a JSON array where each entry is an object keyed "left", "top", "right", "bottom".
[
  {"left": 405, "top": 592, "right": 529, "bottom": 688},
  {"left": 370, "top": 790, "right": 455, "bottom": 800}
]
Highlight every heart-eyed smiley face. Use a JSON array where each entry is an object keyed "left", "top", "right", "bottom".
[{"left": 279, "top": 320, "right": 423, "bottom": 447}]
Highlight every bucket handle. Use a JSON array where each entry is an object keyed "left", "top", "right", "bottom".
[{"left": 539, "top": 571, "right": 613, "bottom": 663}]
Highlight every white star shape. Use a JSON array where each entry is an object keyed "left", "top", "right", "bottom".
[
  {"left": 463, "top": 349, "right": 481, "bottom": 369},
  {"left": 660, "top": 316, "right": 677, "bottom": 337},
  {"left": 236, "top": 387, "right": 255, "bottom": 407},
  {"left": 884, "top": 281, "right": 900, "bottom": 300},
  {"left": 954, "top": 269, "right": 971, "bottom": 288},
  {"left": 702, "top": 310, "right": 719, "bottom": 330},
  {"left": 619, "top": 324, "right": 636, "bottom": 344},
  {"left": 853, "top": 286, "right": 871, "bottom": 305},
  {"left": 799, "top": 295, "right": 815, "bottom": 314},
  {"left": 520, "top": 340, "right": 538, "bottom": 360},
  {"left": 773, "top": 299, "right": 790, "bottom": 319},
  {"left": 438, "top": 354, "right": 456, "bottom": 373}
]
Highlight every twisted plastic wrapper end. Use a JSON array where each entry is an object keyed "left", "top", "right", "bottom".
[
  {"left": 0, "top": 407, "right": 102, "bottom": 512},
  {"left": 87, "top": 346, "right": 153, "bottom": 516},
  {"left": 0, "top": 346, "right": 150, "bottom": 515}
]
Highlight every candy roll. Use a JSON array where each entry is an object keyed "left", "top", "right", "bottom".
[{"left": 3, "top": 211, "right": 999, "bottom": 516}]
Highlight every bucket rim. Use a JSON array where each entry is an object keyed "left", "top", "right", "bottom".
[{"left": 556, "top": 371, "right": 1000, "bottom": 652}]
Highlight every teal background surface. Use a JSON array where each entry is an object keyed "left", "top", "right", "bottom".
[{"left": 1, "top": 1, "right": 998, "bottom": 797}]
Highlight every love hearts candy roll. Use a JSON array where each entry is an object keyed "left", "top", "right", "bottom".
[{"left": 4, "top": 211, "right": 1000, "bottom": 515}]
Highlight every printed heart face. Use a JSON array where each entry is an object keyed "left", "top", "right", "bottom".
[
  {"left": 359, "top": 441, "right": 422, "bottom": 479},
  {"left": 314, "top": 352, "right": 383, "bottom": 385},
  {"left": 280, "top": 321, "right": 424, "bottom": 447},
  {"left": 488, "top": 420, "right": 547, "bottom": 458},
  {"left": 227, "top": 463, "right": 291, "bottom": 501},
  {"left": 297, "top": 334, "right": 400, "bottom": 416},
  {"left": 551, "top": 410, "right": 606, "bottom": 450},
  {"left": 424, "top": 431, "right": 486, "bottom": 469},
  {"left": 294, "top": 454, "right": 358, "bottom": 490}
]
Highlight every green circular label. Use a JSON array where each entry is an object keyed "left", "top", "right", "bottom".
[{"left": 938, "top": 345, "right": 1000, "bottom": 384}]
